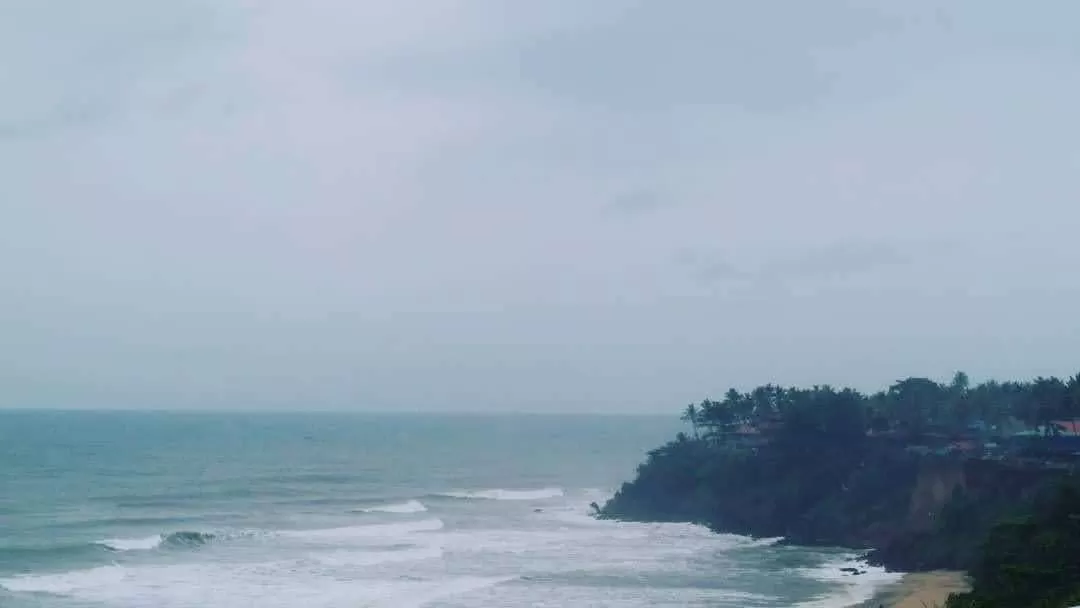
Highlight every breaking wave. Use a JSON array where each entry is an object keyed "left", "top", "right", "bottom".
[
  {"left": 436, "top": 487, "right": 565, "bottom": 501},
  {"left": 94, "top": 536, "right": 162, "bottom": 552},
  {"left": 793, "top": 557, "right": 904, "bottom": 608},
  {"left": 0, "top": 564, "right": 512, "bottom": 606},
  {"left": 163, "top": 531, "right": 217, "bottom": 547},
  {"left": 95, "top": 531, "right": 217, "bottom": 552},
  {"left": 278, "top": 518, "right": 445, "bottom": 544},
  {"left": 95, "top": 520, "right": 445, "bottom": 554},
  {"left": 354, "top": 499, "right": 427, "bottom": 514}
]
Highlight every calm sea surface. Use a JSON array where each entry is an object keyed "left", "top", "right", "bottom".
[{"left": 0, "top": 411, "right": 898, "bottom": 607}]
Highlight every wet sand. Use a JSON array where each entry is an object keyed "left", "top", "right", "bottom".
[{"left": 868, "top": 571, "right": 969, "bottom": 608}]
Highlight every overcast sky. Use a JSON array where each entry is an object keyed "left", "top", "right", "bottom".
[{"left": 2, "top": 1, "right": 1079, "bottom": 412}]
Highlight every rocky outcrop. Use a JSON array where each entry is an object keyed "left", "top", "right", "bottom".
[{"left": 602, "top": 437, "right": 1069, "bottom": 572}]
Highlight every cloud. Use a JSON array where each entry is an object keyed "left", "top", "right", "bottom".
[
  {"left": 602, "top": 189, "right": 669, "bottom": 216},
  {"left": 678, "top": 240, "right": 916, "bottom": 289},
  {"left": 673, "top": 250, "right": 745, "bottom": 283},
  {"left": 3, "top": 1, "right": 1080, "bottom": 409},
  {"left": 760, "top": 241, "right": 909, "bottom": 281},
  {"left": 0, "top": 103, "right": 107, "bottom": 141}
]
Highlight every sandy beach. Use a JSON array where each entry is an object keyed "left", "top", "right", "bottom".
[{"left": 869, "top": 571, "right": 969, "bottom": 608}]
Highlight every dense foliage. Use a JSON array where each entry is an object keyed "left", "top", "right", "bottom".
[
  {"left": 676, "top": 372, "right": 1080, "bottom": 443},
  {"left": 601, "top": 372, "right": 1080, "bottom": 576},
  {"left": 944, "top": 482, "right": 1080, "bottom": 608},
  {"left": 606, "top": 387, "right": 917, "bottom": 545}
]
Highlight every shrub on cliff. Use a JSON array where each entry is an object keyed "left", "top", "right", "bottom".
[{"left": 944, "top": 481, "right": 1080, "bottom": 608}]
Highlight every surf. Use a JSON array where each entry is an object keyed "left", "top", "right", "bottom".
[
  {"left": 354, "top": 499, "right": 428, "bottom": 514},
  {"left": 279, "top": 518, "right": 445, "bottom": 544},
  {"left": 435, "top": 487, "right": 565, "bottom": 501},
  {"left": 95, "top": 531, "right": 217, "bottom": 552}
]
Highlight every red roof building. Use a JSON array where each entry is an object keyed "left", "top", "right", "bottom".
[{"left": 1053, "top": 420, "right": 1080, "bottom": 435}]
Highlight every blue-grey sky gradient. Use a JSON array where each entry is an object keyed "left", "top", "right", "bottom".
[{"left": 3, "top": 1, "right": 1079, "bottom": 411}]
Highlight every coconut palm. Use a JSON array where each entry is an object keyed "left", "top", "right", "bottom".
[{"left": 680, "top": 403, "right": 699, "bottom": 439}]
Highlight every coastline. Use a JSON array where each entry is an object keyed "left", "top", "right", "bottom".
[{"left": 863, "top": 571, "right": 968, "bottom": 608}]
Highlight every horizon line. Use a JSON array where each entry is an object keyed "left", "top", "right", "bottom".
[{"left": 0, "top": 407, "right": 673, "bottom": 417}]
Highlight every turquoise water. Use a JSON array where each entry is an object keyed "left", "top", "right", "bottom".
[{"left": 0, "top": 411, "right": 898, "bottom": 607}]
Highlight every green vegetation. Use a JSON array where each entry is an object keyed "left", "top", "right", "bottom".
[
  {"left": 673, "top": 373, "right": 1080, "bottom": 444},
  {"left": 944, "top": 482, "right": 1080, "bottom": 607},
  {"left": 601, "top": 372, "right": 1080, "bottom": 603}
]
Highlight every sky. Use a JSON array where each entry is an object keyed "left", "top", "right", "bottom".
[{"left": 2, "top": 1, "right": 1080, "bottom": 412}]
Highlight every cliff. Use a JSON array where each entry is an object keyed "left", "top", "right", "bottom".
[
  {"left": 866, "top": 458, "right": 1066, "bottom": 571},
  {"left": 600, "top": 436, "right": 1068, "bottom": 573}
]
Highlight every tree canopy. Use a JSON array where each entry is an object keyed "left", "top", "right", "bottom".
[{"left": 680, "top": 372, "right": 1080, "bottom": 443}]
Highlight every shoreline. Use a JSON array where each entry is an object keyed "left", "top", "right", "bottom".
[
  {"left": 862, "top": 571, "right": 968, "bottom": 608},
  {"left": 598, "top": 515, "right": 967, "bottom": 607}
]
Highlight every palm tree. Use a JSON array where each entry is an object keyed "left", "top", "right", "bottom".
[
  {"left": 1029, "top": 376, "right": 1067, "bottom": 435},
  {"left": 950, "top": 371, "right": 970, "bottom": 396},
  {"left": 681, "top": 403, "right": 699, "bottom": 439},
  {"left": 948, "top": 371, "right": 972, "bottom": 432},
  {"left": 1065, "top": 372, "right": 1080, "bottom": 423}
]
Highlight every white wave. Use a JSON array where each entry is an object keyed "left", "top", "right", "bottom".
[
  {"left": 736, "top": 535, "right": 785, "bottom": 548},
  {"left": 439, "top": 487, "right": 564, "bottom": 501},
  {"left": 793, "top": 557, "right": 904, "bottom": 608},
  {"left": 357, "top": 499, "right": 427, "bottom": 514},
  {"left": 479, "top": 582, "right": 774, "bottom": 606},
  {"left": 399, "top": 575, "right": 514, "bottom": 607},
  {"left": 2, "top": 504, "right": 807, "bottom": 607},
  {"left": 0, "top": 565, "right": 127, "bottom": 595},
  {"left": 313, "top": 546, "right": 444, "bottom": 567},
  {"left": 435, "top": 518, "right": 726, "bottom": 566},
  {"left": 279, "top": 518, "right": 444, "bottom": 544},
  {"left": 0, "top": 562, "right": 510, "bottom": 608},
  {"left": 541, "top": 507, "right": 604, "bottom": 527},
  {"left": 94, "top": 535, "right": 162, "bottom": 551}
]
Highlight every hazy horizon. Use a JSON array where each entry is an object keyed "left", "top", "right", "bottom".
[{"left": 4, "top": 1, "right": 1080, "bottom": 412}]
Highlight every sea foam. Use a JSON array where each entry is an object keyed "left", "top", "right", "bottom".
[
  {"left": 793, "top": 557, "right": 904, "bottom": 608},
  {"left": 95, "top": 536, "right": 163, "bottom": 552},
  {"left": 313, "top": 546, "right": 444, "bottom": 567},
  {"left": 0, "top": 565, "right": 127, "bottom": 595},
  {"left": 94, "top": 531, "right": 217, "bottom": 552},
  {"left": 0, "top": 563, "right": 510, "bottom": 608},
  {"left": 438, "top": 487, "right": 564, "bottom": 501},
  {"left": 355, "top": 500, "right": 428, "bottom": 514},
  {"left": 280, "top": 519, "right": 445, "bottom": 544}
]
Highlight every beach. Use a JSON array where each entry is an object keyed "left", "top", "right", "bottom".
[{"left": 869, "top": 571, "right": 969, "bottom": 608}]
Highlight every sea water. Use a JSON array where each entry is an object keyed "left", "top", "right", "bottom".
[{"left": 0, "top": 411, "right": 900, "bottom": 607}]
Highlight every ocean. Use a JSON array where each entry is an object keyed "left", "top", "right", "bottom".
[{"left": 0, "top": 411, "right": 900, "bottom": 607}]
